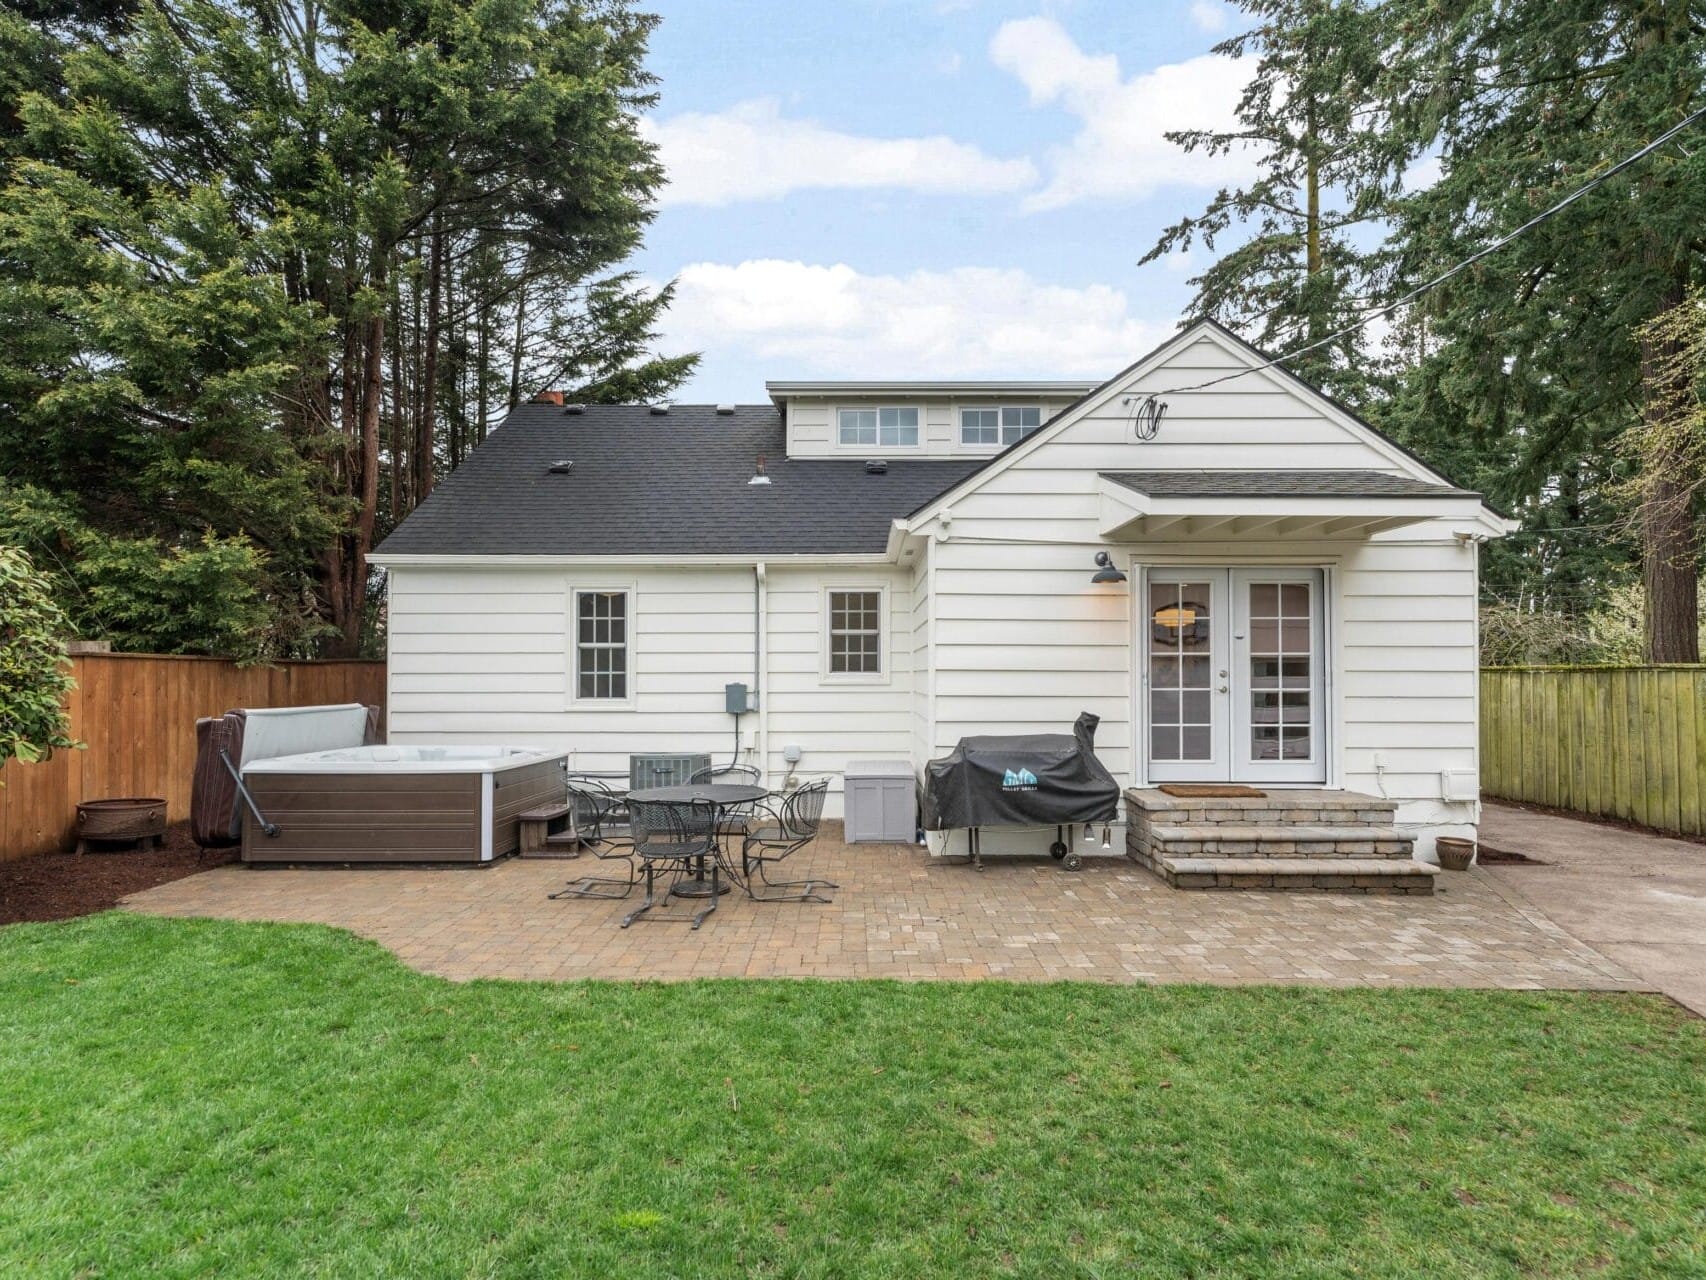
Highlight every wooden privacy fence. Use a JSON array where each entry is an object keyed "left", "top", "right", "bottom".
[
  {"left": 1480, "top": 665, "right": 1706, "bottom": 837},
  {"left": 0, "top": 654, "right": 385, "bottom": 860}
]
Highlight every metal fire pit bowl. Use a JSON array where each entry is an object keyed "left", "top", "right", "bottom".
[{"left": 75, "top": 797, "right": 167, "bottom": 853}]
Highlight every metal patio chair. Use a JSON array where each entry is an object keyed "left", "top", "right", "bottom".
[
  {"left": 689, "top": 762, "right": 766, "bottom": 839},
  {"left": 621, "top": 798, "right": 722, "bottom": 929},
  {"left": 741, "top": 778, "right": 836, "bottom": 903},
  {"left": 548, "top": 777, "right": 636, "bottom": 900}
]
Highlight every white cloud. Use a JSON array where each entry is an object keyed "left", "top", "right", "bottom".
[
  {"left": 640, "top": 98, "right": 1037, "bottom": 206},
  {"left": 989, "top": 17, "right": 1260, "bottom": 211},
  {"left": 1189, "top": 0, "right": 1230, "bottom": 32},
  {"left": 1401, "top": 153, "right": 1443, "bottom": 193},
  {"left": 660, "top": 258, "right": 1167, "bottom": 378}
]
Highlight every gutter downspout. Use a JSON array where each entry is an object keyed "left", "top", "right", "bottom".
[{"left": 755, "top": 561, "right": 768, "bottom": 784}]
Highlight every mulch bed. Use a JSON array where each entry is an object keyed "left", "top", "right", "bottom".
[{"left": 1, "top": 822, "right": 234, "bottom": 926}]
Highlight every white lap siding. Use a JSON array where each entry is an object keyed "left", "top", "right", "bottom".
[
  {"left": 387, "top": 563, "right": 917, "bottom": 818},
  {"left": 761, "top": 565, "right": 915, "bottom": 815},
  {"left": 915, "top": 330, "right": 1485, "bottom": 851},
  {"left": 387, "top": 566, "right": 761, "bottom": 778}
]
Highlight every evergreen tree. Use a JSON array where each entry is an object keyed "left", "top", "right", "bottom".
[
  {"left": 1142, "top": 0, "right": 1407, "bottom": 403},
  {"left": 1381, "top": 0, "right": 1706, "bottom": 659},
  {"left": 0, "top": 0, "right": 695, "bottom": 655}
]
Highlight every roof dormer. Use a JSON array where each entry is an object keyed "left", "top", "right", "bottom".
[{"left": 766, "top": 380, "right": 1098, "bottom": 459}]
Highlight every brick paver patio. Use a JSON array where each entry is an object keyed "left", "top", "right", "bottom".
[{"left": 123, "top": 824, "right": 1643, "bottom": 991}]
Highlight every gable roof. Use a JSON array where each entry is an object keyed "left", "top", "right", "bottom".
[
  {"left": 1102, "top": 470, "right": 1479, "bottom": 499},
  {"left": 902, "top": 317, "right": 1486, "bottom": 525},
  {"left": 371, "top": 403, "right": 982, "bottom": 559}
]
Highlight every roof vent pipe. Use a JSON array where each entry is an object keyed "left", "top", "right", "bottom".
[
  {"left": 716, "top": 403, "right": 736, "bottom": 416},
  {"left": 748, "top": 454, "right": 772, "bottom": 486}
]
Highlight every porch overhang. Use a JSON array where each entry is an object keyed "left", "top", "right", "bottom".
[{"left": 1096, "top": 471, "right": 1503, "bottom": 541}]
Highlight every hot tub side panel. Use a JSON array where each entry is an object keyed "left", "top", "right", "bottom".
[
  {"left": 242, "top": 771, "right": 485, "bottom": 863},
  {"left": 489, "top": 759, "right": 569, "bottom": 857}
]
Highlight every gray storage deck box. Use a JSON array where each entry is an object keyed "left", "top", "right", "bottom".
[{"left": 844, "top": 759, "right": 918, "bottom": 843}]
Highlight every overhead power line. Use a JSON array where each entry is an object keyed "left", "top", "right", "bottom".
[{"left": 1146, "top": 105, "right": 1706, "bottom": 399}]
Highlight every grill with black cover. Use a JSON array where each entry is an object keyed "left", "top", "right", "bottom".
[{"left": 922, "top": 713, "right": 1120, "bottom": 870}]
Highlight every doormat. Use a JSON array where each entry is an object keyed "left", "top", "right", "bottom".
[{"left": 1158, "top": 784, "right": 1267, "bottom": 798}]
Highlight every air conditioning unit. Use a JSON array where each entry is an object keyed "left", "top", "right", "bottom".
[{"left": 629, "top": 753, "right": 711, "bottom": 790}]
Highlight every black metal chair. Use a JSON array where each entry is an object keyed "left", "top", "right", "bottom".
[
  {"left": 622, "top": 798, "right": 722, "bottom": 929},
  {"left": 741, "top": 778, "right": 836, "bottom": 902},
  {"left": 548, "top": 777, "right": 636, "bottom": 900},
  {"left": 689, "top": 762, "right": 766, "bottom": 841}
]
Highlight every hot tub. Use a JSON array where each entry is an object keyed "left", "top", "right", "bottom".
[{"left": 240, "top": 745, "right": 568, "bottom": 865}]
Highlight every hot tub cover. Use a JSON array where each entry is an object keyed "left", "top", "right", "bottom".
[
  {"left": 190, "top": 704, "right": 381, "bottom": 847},
  {"left": 921, "top": 712, "right": 1120, "bottom": 831}
]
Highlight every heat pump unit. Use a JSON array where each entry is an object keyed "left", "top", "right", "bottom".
[{"left": 629, "top": 753, "right": 711, "bottom": 790}]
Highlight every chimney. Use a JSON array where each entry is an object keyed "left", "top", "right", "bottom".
[{"left": 532, "top": 389, "right": 565, "bottom": 406}]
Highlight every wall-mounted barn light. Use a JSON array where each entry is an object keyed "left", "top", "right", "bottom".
[{"left": 1090, "top": 551, "right": 1127, "bottom": 585}]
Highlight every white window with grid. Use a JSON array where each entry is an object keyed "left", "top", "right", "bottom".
[
  {"left": 573, "top": 589, "right": 630, "bottom": 701},
  {"left": 838, "top": 407, "right": 918, "bottom": 448},
  {"left": 825, "top": 588, "right": 885, "bottom": 678},
  {"left": 959, "top": 405, "right": 1042, "bottom": 447}
]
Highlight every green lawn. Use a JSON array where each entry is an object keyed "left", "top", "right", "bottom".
[{"left": 1, "top": 915, "right": 1702, "bottom": 1278}]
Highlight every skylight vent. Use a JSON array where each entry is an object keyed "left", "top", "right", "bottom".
[
  {"left": 563, "top": 403, "right": 586, "bottom": 415},
  {"left": 865, "top": 459, "right": 888, "bottom": 475},
  {"left": 547, "top": 460, "right": 574, "bottom": 475},
  {"left": 716, "top": 403, "right": 736, "bottom": 416},
  {"left": 649, "top": 403, "right": 671, "bottom": 416}
]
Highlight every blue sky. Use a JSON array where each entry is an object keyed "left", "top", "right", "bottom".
[{"left": 634, "top": 0, "right": 1261, "bottom": 401}]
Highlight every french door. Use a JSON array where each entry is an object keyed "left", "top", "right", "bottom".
[{"left": 1143, "top": 568, "right": 1326, "bottom": 784}]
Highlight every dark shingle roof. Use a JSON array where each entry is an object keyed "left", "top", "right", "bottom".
[
  {"left": 1100, "top": 469, "right": 1478, "bottom": 499},
  {"left": 374, "top": 404, "right": 983, "bottom": 557}
]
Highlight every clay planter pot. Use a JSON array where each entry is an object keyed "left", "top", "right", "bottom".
[
  {"left": 76, "top": 797, "right": 167, "bottom": 847},
  {"left": 1434, "top": 836, "right": 1475, "bottom": 870}
]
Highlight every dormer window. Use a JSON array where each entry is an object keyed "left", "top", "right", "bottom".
[
  {"left": 839, "top": 407, "right": 918, "bottom": 447},
  {"left": 960, "top": 406, "right": 1042, "bottom": 448}
]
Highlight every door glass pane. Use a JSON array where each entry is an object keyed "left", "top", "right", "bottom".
[
  {"left": 1246, "top": 579, "right": 1312, "bottom": 764},
  {"left": 1150, "top": 580, "right": 1213, "bottom": 762}
]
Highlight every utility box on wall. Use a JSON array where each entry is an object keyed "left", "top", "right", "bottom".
[
  {"left": 844, "top": 759, "right": 917, "bottom": 844},
  {"left": 725, "top": 682, "right": 750, "bottom": 714}
]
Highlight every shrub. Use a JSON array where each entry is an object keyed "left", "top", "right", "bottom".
[{"left": 0, "top": 545, "right": 80, "bottom": 767}]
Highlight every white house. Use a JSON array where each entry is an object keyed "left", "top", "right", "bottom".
[{"left": 372, "top": 319, "right": 1511, "bottom": 878}]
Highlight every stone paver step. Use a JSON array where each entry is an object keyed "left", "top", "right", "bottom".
[
  {"left": 1160, "top": 855, "right": 1438, "bottom": 894},
  {"left": 1123, "top": 788, "right": 1397, "bottom": 826},
  {"left": 1146, "top": 824, "right": 1415, "bottom": 857}
]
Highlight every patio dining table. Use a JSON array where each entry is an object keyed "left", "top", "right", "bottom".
[{"left": 626, "top": 782, "right": 768, "bottom": 899}]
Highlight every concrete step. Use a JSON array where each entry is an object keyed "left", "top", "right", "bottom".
[
  {"left": 1158, "top": 855, "right": 1438, "bottom": 895},
  {"left": 1145, "top": 824, "right": 1415, "bottom": 858}
]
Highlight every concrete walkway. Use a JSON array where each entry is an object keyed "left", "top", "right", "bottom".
[{"left": 1480, "top": 802, "right": 1706, "bottom": 1015}]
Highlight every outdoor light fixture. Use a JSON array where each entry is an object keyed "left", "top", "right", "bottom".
[{"left": 1090, "top": 551, "right": 1127, "bottom": 584}]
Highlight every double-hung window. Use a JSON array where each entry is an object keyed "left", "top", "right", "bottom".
[
  {"left": 959, "top": 405, "right": 1042, "bottom": 448},
  {"left": 827, "top": 589, "right": 883, "bottom": 677},
  {"left": 574, "top": 589, "right": 629, "bottom": 700},
  {"left": 839, "top": 407, "right": 918, "bottom": 448}
]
